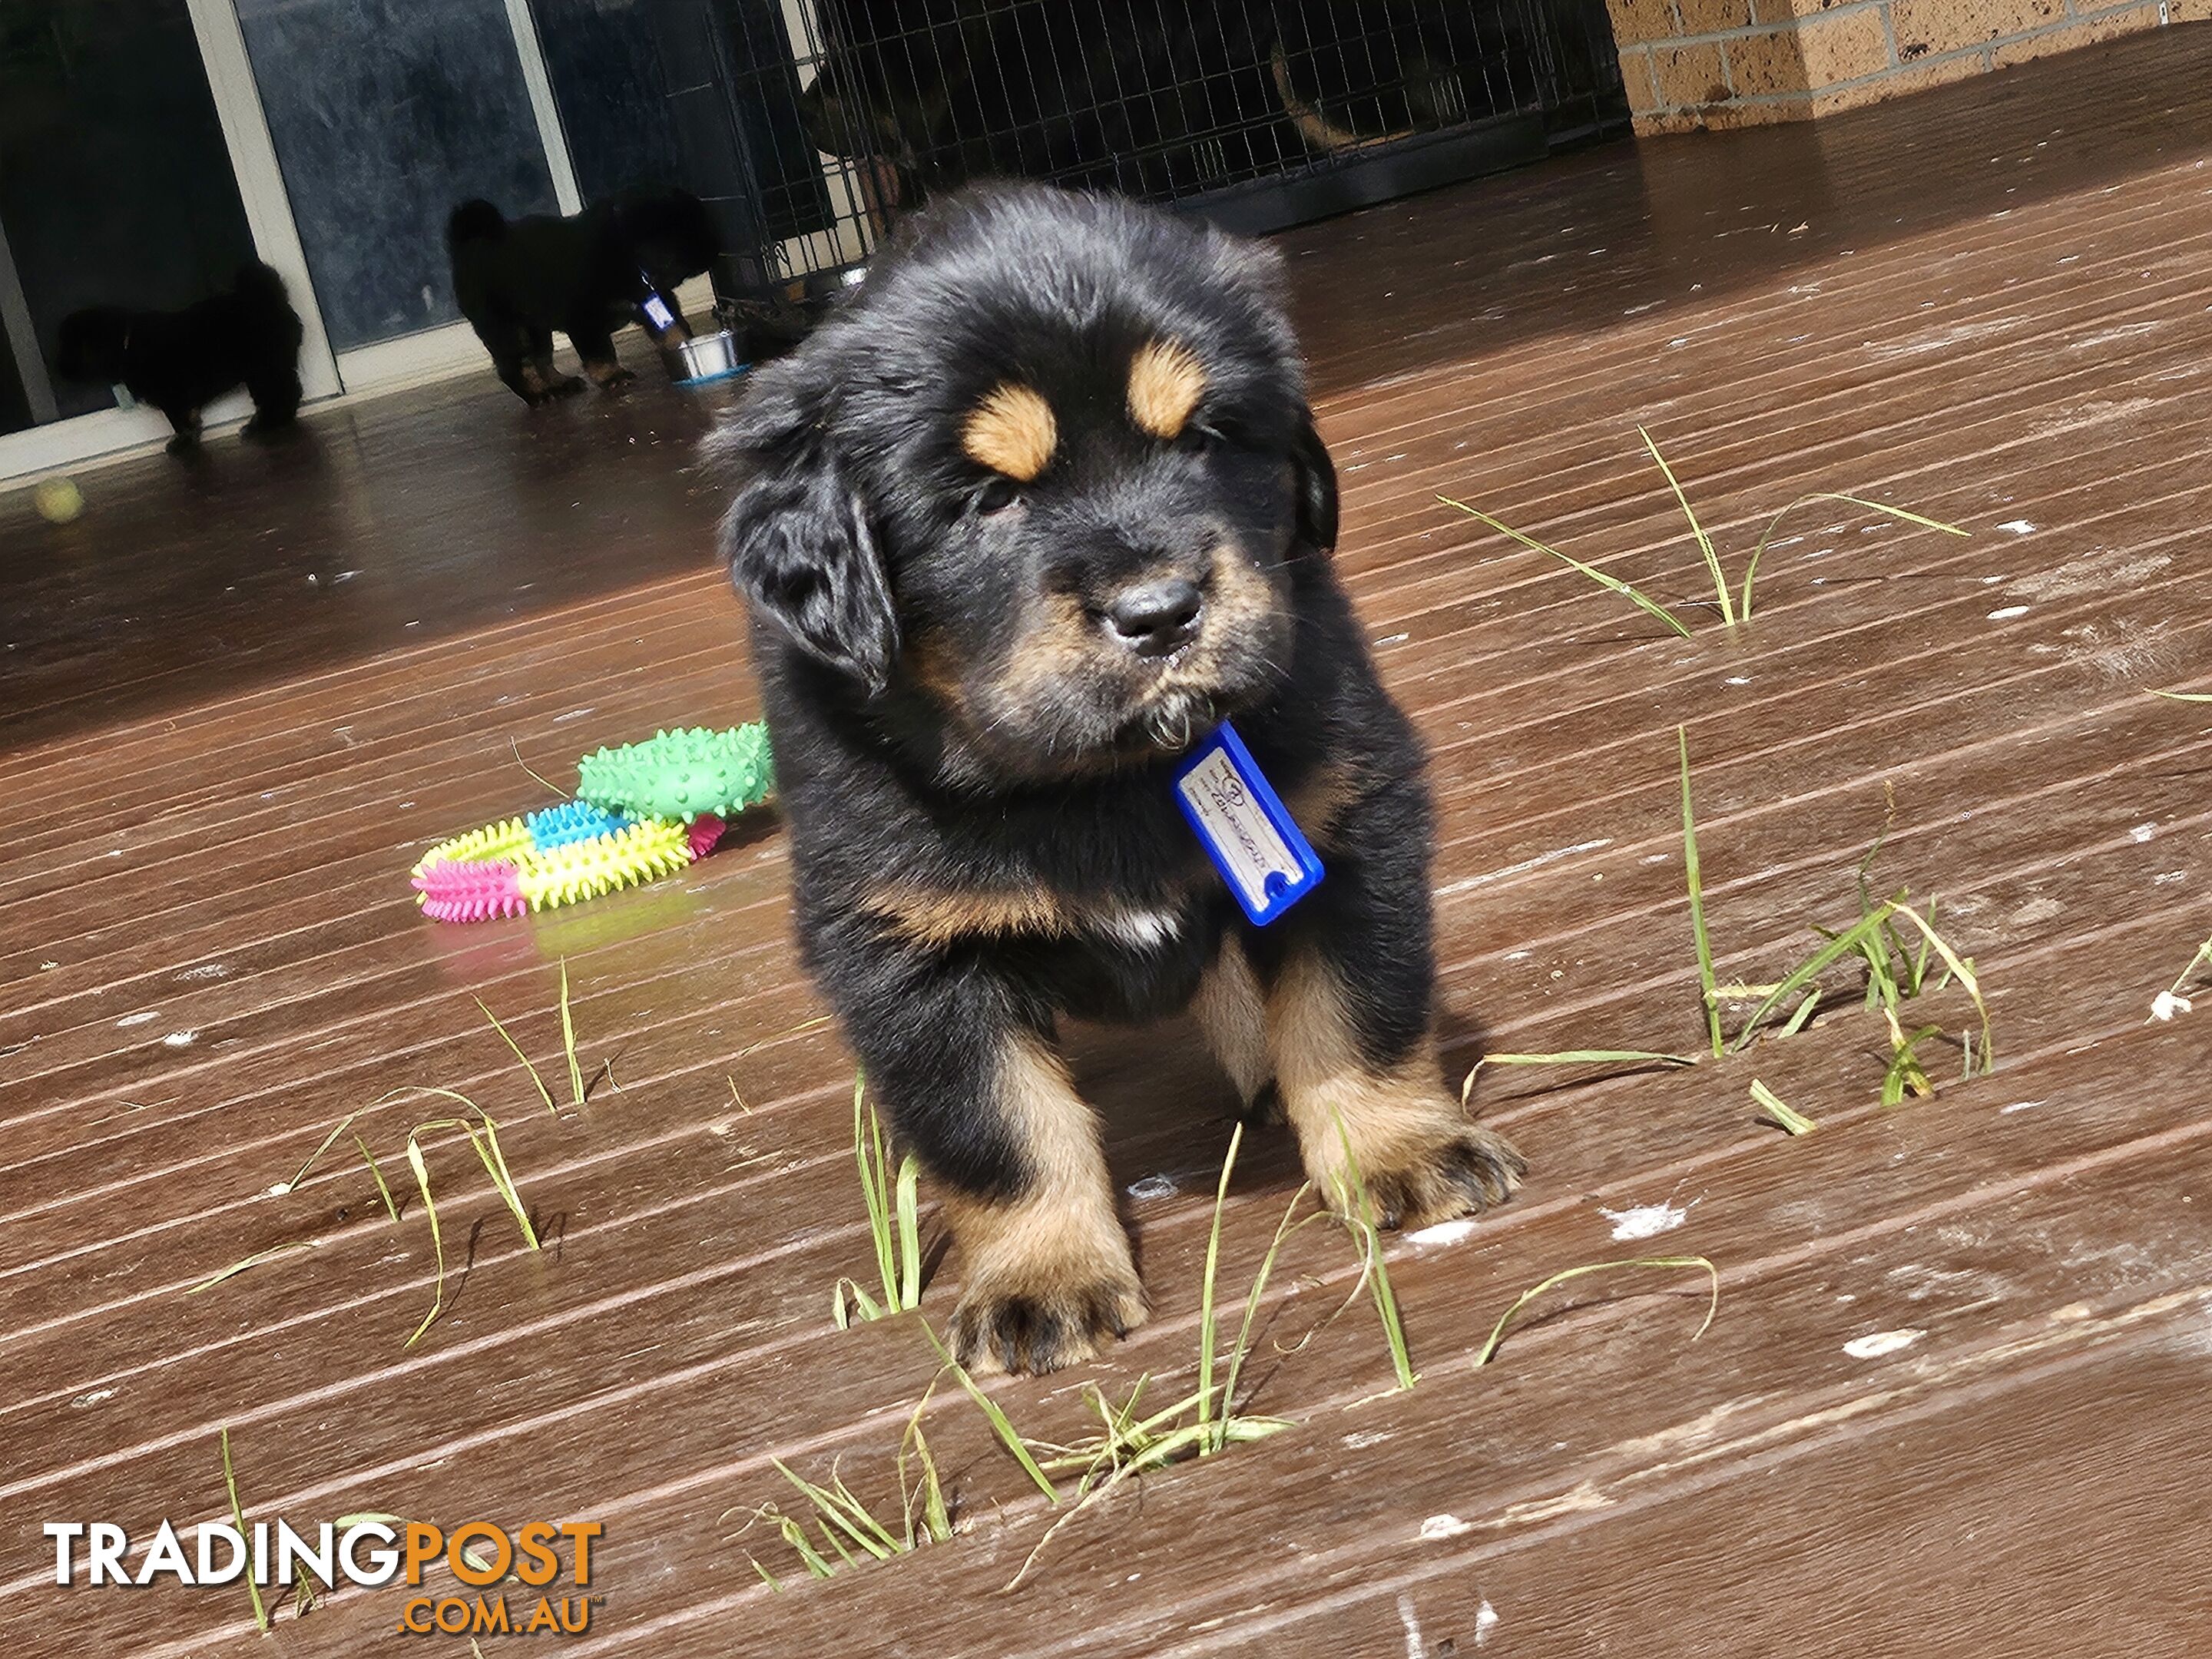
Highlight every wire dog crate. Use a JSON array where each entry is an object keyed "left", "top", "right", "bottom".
[{"left": 647, "top": 0, "right": 1626, "bottom": 345}]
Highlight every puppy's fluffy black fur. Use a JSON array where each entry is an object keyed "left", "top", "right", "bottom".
[
  {"left": 715, "top": 184, "right": 1522, "bottom": 1376},
  {"left": 447, "top": 188, "right": 717, "bottom": 404},
  {"left": 57, "top": 262, "right": 303, "bottom": 453}
]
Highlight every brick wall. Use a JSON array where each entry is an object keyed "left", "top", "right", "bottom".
[{"left": 1608, "top": 0, "right": 2203, "bottom": 130}]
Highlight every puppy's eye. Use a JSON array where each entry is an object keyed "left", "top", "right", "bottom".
[
  {"left": 973, "top": 478, "right": 1021, "bottom": 516},
  {"left": 1175, "top": 423, "right": 1219, "bottom": 456}
]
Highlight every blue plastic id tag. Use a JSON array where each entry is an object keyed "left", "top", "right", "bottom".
[
  {"left": 641, "top": 290, "right": 677, "bottom": 332},
  {"left": 1174, "top": 723, "right": 1324, "bottom": 926}
]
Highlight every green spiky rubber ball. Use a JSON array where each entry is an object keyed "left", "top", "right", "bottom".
[{"left": 576, "top": 724, "right": 773, "bottom": 822}]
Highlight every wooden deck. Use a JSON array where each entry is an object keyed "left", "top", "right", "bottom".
[{"left": 5, "top": 27, "right": 2212, "bottom": 1655}]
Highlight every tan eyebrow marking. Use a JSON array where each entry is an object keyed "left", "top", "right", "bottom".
[
  {"left": 961, "top": 383, "right": 1058, "bottom": 481},
  {"left": 1127, "top": 338, "right": 1207, "bottom": 439}
]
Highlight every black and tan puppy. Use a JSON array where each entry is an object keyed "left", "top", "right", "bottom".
[
  {"left": 715, "top": 184, "right": 1522, "bottom": 1375},
  {"left": 447, "top": 188, "right": 714, "bottom": 405},
  {"left": 57, "top": 262, "right": 303, "bottom": 454}
]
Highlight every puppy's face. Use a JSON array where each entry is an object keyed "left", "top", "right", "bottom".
[{"left": 717, "top": 185, "right": 1336, "bottom": 786}]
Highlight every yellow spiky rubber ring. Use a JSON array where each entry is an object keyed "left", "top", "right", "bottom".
[{"left": 411, "top": 810, "right": 724, "bottom": 923}]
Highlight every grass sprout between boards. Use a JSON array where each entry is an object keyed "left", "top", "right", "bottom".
[
  {"left": 744, "top": 1128, "right": 1732, "bottom": 1592},
  {"left": 1460, "top": 733, "right": 1991, "bottom": 1130},
  {"left": 1439, "top": 426, "right": 1965, "bottom": 632},
  {"left": 833, "top": 1072, "right": 923, "bottom": 1327}
]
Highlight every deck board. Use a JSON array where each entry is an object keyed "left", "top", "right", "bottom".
[{"left": 4, "top": 25, "right": 2212, "bottom": 1657}]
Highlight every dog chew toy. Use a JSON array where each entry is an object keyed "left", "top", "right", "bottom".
[
  {"left": 577, "top": 726, "right": 773, "bottom": 822},
  {"left": 412, "top": 814, "right": 720, "bottom": 923},
  {"left": 411, "top": 723, "right": 769, "bottom": 924}
]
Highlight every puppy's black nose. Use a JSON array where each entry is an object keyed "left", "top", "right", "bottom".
[{"left": 1104, "top": 578, "right": 1204, "bottom": 657}]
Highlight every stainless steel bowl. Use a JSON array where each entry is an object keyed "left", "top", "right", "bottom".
[{"left": 671, "top": 329, "right": 745, "bottom": 385}]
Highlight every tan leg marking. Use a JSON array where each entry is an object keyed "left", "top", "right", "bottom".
[
  {"left": 944, "top": 1031, "right": 1147, "bottom": 1374},
  {"left": 1194, "top": 934, "right": 1272, "bottom": 1108},
  {"left": 1266, "top": 946, "right": 1523, "bottom": 1227}
]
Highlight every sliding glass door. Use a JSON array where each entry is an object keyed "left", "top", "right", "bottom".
[
  {"left": 232, "top": 0, "right": 566, "bottom": 354},
  {"left": 0, "top": 0, "right": 263, "bottom": 437},
  {"left": 0, "top": 0, "right": 604, "bottom": 480}
]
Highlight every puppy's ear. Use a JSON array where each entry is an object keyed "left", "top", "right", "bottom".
[
  {"left": 712, "top": 366, "right": 899, "bottom": 694},
  {"left": 1292, "top": 412, "right": 1339, "bottom": 554}
]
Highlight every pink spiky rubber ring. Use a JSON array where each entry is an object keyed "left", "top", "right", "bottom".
[{"left": 414, "top": 857, "right": 528, "bottom": 923}]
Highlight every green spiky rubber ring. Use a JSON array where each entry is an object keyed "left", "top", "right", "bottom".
[{"left": 577, "top": 724, "right": 773, "bottom": 822}]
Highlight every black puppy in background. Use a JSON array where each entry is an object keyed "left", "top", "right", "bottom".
[
  {"left": 57, "top": 262, "right": 303, "bottom": 453},
  {"left": 716, "top": 184, "right": 1524, "bottom": 1376},
  {"left": 448, "top": 188, "right": 716, "bottom": 405}
]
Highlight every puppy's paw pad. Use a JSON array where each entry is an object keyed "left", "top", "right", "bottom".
[
  {"left": 1363, "top": 1125, "right": 1526, "bottom": 1230},
  {"left": 950, "top": 1274, "right": 1147, "bottom": 1377}
]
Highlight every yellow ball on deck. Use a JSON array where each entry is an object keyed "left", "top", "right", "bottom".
[{"left": 34, "top": 476, "right": 84, "bottom": 525}]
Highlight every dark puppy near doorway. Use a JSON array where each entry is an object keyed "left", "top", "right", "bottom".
[
  {"left": 447, "top": 189, "right": 715, "bottom": 405},
  {"left": 714, "top": 184, "right": 1523, "bottom": 1376},
  {"left": 56, "top": 261, "right": 303, "bottom": 454}
]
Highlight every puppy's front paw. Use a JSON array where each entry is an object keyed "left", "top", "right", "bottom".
[
  {"left": 950, "top": 1264, "right": 1147, "bottom": 1377},
  {"left": 1350, "top": 1123, "right": 1526, "bottom": 1231}
]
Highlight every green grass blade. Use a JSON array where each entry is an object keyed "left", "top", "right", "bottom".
[
  {"left": 1222, "top": 1186, "right": 1321, "bottom": 1428},
  {"left": 773, "top": 1460, "right": 898, "bottom": 1560},
  {"left": 353, "top": 1135, "right": 399, "bottom": 1221},
  {"left": 1333, "top": 1115, "right": 1417, "bottom": 1392},
  {"left": 1678, "top": 727, "right": 1724, "bottom": 1057},
  {"left": 772, "top": 1512, "right": 835, "bottom": 1578},
  {"left": 472, "top": 998, "right": 555, "bottom": 1116},
  {"left": 1886, "top": 902, "right": 1993, "bottom": 1071},
  {"left": 1741, "top": 492, "right": 1967, "bottom": 620},
  {"left": 2152, "top": 689, "right": 2212, "bottom": 703},
  {"left": 219, "top": 1428, "right": 270, "bottom": 1632},
  {"left": 769, "top": 1462, "right": 887, "bottom": 1561},
  {"left": 1774, "top": 988, "right": 1822, "bottom": 1040},
  {"left": 508, "top": 737, "right": 563, "bottom": 796},
  {"left": 1475, "top": 1256, "right": 1719, "bottom": 1366},
  {"left": 558, "top": 959, "right": 584, "bottom": 1108},
  {"left": 2159, "top": 935, "right": 2212, "bottom": 1012},
  {"left": 282, "top": 1111, "right": 359, "bottom": 1194},
  {"left": 850, "top": 1074, "right": 901, "bottom": 1313},
  {"left": 1729, "top": 909, "right": 1892, "bottom": 1053},
  {"left": 458, "top": 1112, "right": 540, "bottom": 1251},
  {"left": 402, "top": 1137, "right": 445, "bottom": 1348},
  {"left": 894, "top": 1155, "right": 922, "bottom": 1311},
  {"left": 1437, "top": 493, "right": 1694, "bottom": 637},
  {"left": 1197, "top": 1122, "right": 1242, "bottom": 1446},
  {"left": 1639, "top": 426, "right": 1734, "bottom": 626},
  {"left": 751, "top": 1557, "right": 783, "bottom": 1591},
  {"left": 902, "top": 1420, "right": 952, "bottom": 1545},
  {"left": 1750, "top": 1079, "right": 1814, "bottom": 1134},
  {"left": 922, "top": 1335, "right": 1060, "bottom": 1503},
  {"left": 188, "top": 1243, "right": 313, "bottom": 1294}
]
